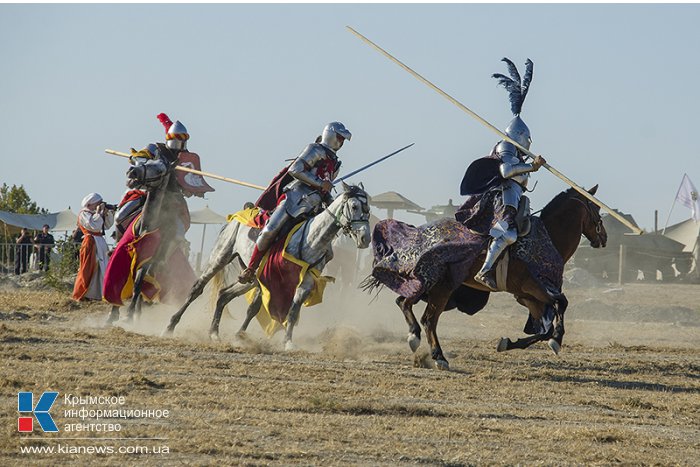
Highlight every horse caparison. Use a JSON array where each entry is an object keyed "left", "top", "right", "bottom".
[
  {"left": 164, "top": 183, "right": 372, "bottom": 351},
  {"left": 394, "top": 185, "right": 607, "bottom": 370}
]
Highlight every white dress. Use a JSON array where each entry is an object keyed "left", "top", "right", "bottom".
[{"left": 78, "top": 209, "right": 114, "bottom": 300}]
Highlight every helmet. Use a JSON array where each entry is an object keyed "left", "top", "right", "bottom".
[
  {"left": 157, "top": 113, "right": 189, "bottom": 151},
  {"left": 504, "top": 116, "right": 531, "bottom": 150},
  {"left": 321, "top": 122, "right": 352, "bottom": 152},
  {"left": 492, "top": 58, "right": 534, "bottom": 151},
  {"left": 166, "top": 120, "right": 189, "bottom": 151}
]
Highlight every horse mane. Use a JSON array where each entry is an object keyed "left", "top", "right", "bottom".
[{"left": 540, "top": 188, "right": 577, "bottom": 220}]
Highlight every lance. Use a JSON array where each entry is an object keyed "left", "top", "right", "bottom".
[
  {"left": 334, "top": 143, "right": 414, "bottom": 185},
  {"left": 346, "top": 26, "right": 643, "bottom": 235},
  {"left": 104, "top": 149, "right": 266, "bottom": 191}
]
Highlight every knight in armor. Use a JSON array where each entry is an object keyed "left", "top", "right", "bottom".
[
  {"left": 456, "top": 58, "right": 546, "bottom": 290},
  {"left": 113, "top": 144, "right": 157, "bottom": 241},
  {"left": 237, "top": 121, "right": 352, "bottom": 284},
  {"left": 102, "top": 114, "right": 214, "bottom": 307}
]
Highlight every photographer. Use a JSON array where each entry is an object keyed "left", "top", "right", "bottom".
[{"left": 72, "top": 193, "right": 115, "bottom": 301}]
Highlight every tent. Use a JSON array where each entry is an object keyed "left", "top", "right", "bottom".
[
  {"left": 188, "top": 206, "right": 227, "bottom": 273},
  {"left": 0, "top": 208, "right": 78, "bottom": 234},
  {"left": 664, "top": 218, "right": 700, "bottom": 277},
  {"left": 369, "top": 191, "right": 423, "bottom": 219}
]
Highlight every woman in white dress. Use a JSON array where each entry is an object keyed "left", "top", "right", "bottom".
[{"left": 72, "top": 193, "right": 114, "bottom": 301}]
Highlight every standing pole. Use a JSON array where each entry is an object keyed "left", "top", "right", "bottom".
[
  {"left": 618, "top": 244, "right": 627, "bottom": 286},
  {"left": 654, "top": 210, "right": 658, "bottom": 234},
  {"left": 346, "top": 26, "right": 643, "bottom": 235},
  {"left": 197, "top": 223, "right": 207, "bottom": 274}
]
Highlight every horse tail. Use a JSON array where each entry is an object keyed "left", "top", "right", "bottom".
[{"left": 207, "top": 220, "right": 246, "bottom": 319}]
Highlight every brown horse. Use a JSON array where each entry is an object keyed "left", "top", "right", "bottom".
[{"left": 394, "top": 186, "right": 607, "bottom": 370}]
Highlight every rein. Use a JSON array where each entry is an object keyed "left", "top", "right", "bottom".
[{"left": 571, "top": 196, "right": 604, "bottom": 234}]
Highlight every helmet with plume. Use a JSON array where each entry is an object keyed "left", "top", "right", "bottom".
[{"left": 492, "top": 58, "right": 534, "bottom": 150}]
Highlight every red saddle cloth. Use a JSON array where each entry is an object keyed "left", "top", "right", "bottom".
[{"left": 102, "top": 215, "right": 195, "bottom": 306}]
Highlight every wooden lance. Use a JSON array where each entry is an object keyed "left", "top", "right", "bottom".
[
  {"left": 346, "top": 26, "right": 643, "bottom": 235},
  {"left": 104, "top": 149, "right": 265, "bottom": 191}
]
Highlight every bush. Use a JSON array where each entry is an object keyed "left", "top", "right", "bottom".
[{"left": 43, "top": 238, "right": 80, "bottom": 292}]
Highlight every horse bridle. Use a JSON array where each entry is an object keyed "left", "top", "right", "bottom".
[
  {"left": 572, "top": 196, "right": 604, "bottom": 237},
  {"left": 332, "top": 192, "right": 371, "bottom": 235}
]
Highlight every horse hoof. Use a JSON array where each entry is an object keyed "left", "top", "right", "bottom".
[
  {"left": 407, "top": 333, "right": 421, "bottom": 352},
  {"left": 548, "top": 338, "right": 561, "bottom": 356},
  {"left": 209, "top": 333, "right": 220, "bottom": 342},
  {"left": 435, "top": 359, "right": 450, "bottom": 371},
  {"left": 284, "top": 341, "right": 296, "bottom": 352},
  {"left": 161, "top": 328, "right": 174, "bottom": 338},
  {"left": 497, "top": 337, "right": 509, "bottom": 352}
]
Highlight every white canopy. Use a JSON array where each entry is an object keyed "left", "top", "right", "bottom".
[
  {"left": 189, "top": 206, "right": 226, "bottom": 225},
  {"left": 0, "top": 208, "right": 78, "bottom": 233},
  {"left": 664, "top": 218, "right": 700, "bottom": 253}
]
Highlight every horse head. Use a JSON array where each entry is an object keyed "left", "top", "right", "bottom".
[
  {"left": 126, "top": 158, "right": 172, "bottom": 191},
  {"left": 334, "top": 181, "right": 372, "bottom": 249},
  {"left": 573, "top": 185, "right": 607, "bottom": 248}
]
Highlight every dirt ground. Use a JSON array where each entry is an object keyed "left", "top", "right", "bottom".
[{"left": 0, "top": 272, "right": 698, "bottom": 466}]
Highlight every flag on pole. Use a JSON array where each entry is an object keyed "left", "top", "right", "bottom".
[{"left": 675, "top": 174, "right": 700, "bottom": 222}]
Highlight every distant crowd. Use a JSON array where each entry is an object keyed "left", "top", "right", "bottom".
[{"left": 12, "top": 224, "right": 57, "bottom": 275}]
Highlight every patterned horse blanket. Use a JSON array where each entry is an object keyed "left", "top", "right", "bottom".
[{"left": 368, "top": 216, "right": 565, "bottom": 326}]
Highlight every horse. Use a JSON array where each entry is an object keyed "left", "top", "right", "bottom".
[
  {"left": 164, "top": 183, "right": 372, "bottom": 350},
  {"left": 375, "top": 185, "right": 607, "bottom": 370},
  {"left": 106, "top": 155, "right": 187, "bottom": 324}
]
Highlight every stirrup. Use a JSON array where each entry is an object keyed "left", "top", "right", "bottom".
[
  {"left": 474, "top": 270, "right": 497, "bottom": 291},
  {"left": 238, "top": 267, "right": 256, "bottom": 284}
]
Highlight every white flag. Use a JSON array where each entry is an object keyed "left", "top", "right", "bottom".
[{"left": 675, "top": 174, "right": 700, "bottom": 222}]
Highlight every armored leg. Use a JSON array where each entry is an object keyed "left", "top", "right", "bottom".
[{"left": 238, "top": 203, "right": 292, "bottom": 284}]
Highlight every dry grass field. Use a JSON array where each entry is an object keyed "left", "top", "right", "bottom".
[{"left": 0, "top": 274, "right": 698, "bottom": 466}]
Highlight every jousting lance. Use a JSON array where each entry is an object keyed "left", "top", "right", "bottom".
[
  {"left": 334, "top": 143, "right": 415, "bottom": 185},
  {"left": 104, "top": 149, "right": 266, "bottom": 191},
  {"left": 346, "top": 26, "right": 643, "bottom": 235}
]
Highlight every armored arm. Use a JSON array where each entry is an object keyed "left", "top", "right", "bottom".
[
  {"left": 288, "top": 144, "right": 326, "bottom": 190},
  {"left": 497, "top": 141, "right": 538, "bottom": 179},
  {"left": 115, "top": 199, "right": 143, "bottom": 227}
]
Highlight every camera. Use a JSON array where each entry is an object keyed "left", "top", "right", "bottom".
[{"left": 104, "top": 203, "right": 118, "bottom": 211}]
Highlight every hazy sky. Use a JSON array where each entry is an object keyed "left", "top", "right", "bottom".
[{"left": 2, "top": 4, "right": 699, "bottom": 252}]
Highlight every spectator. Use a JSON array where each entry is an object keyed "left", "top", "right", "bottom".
[
  {"left": 72, "top": 193, "right": 115, "bottom": 301},
  {"left": 33, "top": 224, "right": 55, "bottom": 271},
  {"left": 14, "top": 228, "right": 33, "bottom": 275}
]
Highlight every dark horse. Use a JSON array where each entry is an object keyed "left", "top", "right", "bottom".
[
  {"left": 106, "top": 153, "right": 186, "bottom": 323},
  {"left": 385, "top": 186, "right": 607, "bottom": 370}
]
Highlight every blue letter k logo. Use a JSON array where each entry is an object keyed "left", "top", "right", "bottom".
[{"left": 18, "top": 392, "right": 59, "bottom": 432}]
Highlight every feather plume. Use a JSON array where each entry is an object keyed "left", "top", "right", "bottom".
[
  {"left": 521, "top": 59, "right": 534, "bottom": 103},
  {"left": 492, "top": 57, "right": 534, "bottom": 116},
  {"left": 156, "top": 113, "right": 173, "bottom": 132},
  {"left": 492, "top": 72, "right": 523, "bottom": 116},
  {"left": 501, "top": 57, "right": 521, "bottom": 86}
]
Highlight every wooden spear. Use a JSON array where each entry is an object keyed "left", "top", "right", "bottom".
[
  {"left": 105, "top": 149, "right": 265, "bottom": 191},
  {"left": 346, "top": 26, "right": 643, "bottom": 235}
]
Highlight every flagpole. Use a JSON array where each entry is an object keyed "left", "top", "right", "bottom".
[
  {"left": 662, "top": 174, "right": 686, "bottom": 235},
  {"left": 661, "top": 199, "right": 676, "bottom": 235}
]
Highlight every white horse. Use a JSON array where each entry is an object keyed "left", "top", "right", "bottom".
[{"left": 164, "top": 183, "right": 371, "bottom": 350}]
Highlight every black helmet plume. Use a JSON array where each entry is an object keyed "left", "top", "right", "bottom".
[{"left": 492, "top": 58, "right": 534, "bottom": 116}]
